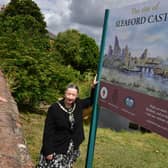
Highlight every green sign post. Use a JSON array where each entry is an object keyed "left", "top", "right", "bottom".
[{"left": 85, "top": 9, "right": 109, "bottom": 168}]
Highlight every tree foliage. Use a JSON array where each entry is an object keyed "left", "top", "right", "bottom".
[
  {"left": 0, "top": 1, "right": 99, "bottom": 111},
  {"left": 54, "top": 29, "right": 99, "bottom": 73},
  {"left": 3, "top": 0, "right": 46, "bottom": 33},
  {"left": 79, "top": 34, "right": 99, "bottom": 72},
  {"left": 0, "top": 31, "right": 80, "bottom": 108}
]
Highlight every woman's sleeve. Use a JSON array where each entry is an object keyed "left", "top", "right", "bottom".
[
  {"left": 80, "top": 87, "right": 95, "bottom": 109},
  {"left": 42, "top": 104, "right": 56, "bottom": 156}
]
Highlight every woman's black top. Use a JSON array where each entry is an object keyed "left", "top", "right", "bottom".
[{"left": 41, "top": 89, "right": 94, "bottom": 156}]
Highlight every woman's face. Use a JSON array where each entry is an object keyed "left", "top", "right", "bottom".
[{"left": 64, "top": 88, "right": 78, "bottom": 106}]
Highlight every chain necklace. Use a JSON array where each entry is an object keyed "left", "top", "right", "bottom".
[{"left": 57, "top": 102, "right": 76, "bottom": 129}]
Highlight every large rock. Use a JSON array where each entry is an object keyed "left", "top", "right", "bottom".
[{"left": 0, "top": 70, "right": 34, "bottom": 168}]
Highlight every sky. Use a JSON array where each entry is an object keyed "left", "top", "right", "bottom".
[{"left": 0, "top": 0, "right": 147, "bottom": 45}]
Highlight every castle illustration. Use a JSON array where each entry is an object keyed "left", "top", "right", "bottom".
[{"left": 103, "top": 36, "right": 168, "bottom": 78}]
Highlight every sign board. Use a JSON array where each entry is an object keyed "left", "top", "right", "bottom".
[{"left": 99, "top": 0, "right": 168, "bottom": 138}]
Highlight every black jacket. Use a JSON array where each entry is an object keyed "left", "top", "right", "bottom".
[{"left": 41, "top": 89, "right": 94, "bottom": 156}]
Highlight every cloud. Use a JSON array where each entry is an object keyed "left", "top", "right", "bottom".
[
  {"left": 69, "top": 0, "right": 148, "bottom": 43},
  {"left": 70, "top": 0, "right": 106, "bottom": 27},
  {"left": 0, "top": 0, "right": 148, "bottom": 44},
  {"left": 35, "top": 0, "right": 72, "bottom": 34},
  {"left": 70, "top": 0, "right": 147, "bottom": 27},
  {"left": 0, "top": 0, "right": 9, "bottom": 5}
]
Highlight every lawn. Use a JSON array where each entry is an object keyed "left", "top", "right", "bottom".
[{"left": 20, "top": 112, "right": 168, "bottom": 168}]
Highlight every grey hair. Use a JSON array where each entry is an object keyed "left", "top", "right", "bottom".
[{"left": 65, "top": 83, "right": 79, "bottom": 93}]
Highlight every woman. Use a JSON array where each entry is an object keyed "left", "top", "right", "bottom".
[{"left": 36, "top": 79, "right": 96, "bottom": 168}]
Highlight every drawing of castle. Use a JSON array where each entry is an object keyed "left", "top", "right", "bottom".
[{"left": 103, "top": 36, "right": 168, "bottom": 78}]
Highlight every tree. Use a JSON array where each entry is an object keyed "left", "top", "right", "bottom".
[
  {"left": 0, "top": 1, "right": 98, "bottom": 111},
  {"left": 0, "top": 4, "right": 80, "bottom": 110},
  {"left": 54, "top": 29, "right": 99, "bottom": 73},
  {"left": 0, "top": 31, "right": 80, "bottom": 109},
  {"left": 54, "top": 29, "right": 81, "bottom": 66},
  {"left": 79, "top": 34, "right": 99, "bottom": 72},
  {"left": 4, "top": 0, "right": 46, "bottom": 33}
]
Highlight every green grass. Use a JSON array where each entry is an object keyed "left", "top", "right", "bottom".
[{"left": 20, "top": 112, "right": 168, "bottom": 168}]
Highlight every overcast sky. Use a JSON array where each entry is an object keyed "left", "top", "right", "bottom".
[{"left": 0, "top": 0, "right": 147, "bottom": 44}]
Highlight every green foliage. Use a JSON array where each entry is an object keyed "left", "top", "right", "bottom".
[
  {"left": 0, "top": 32, "right": 80, "bottom": 108},
  {"left": 0, "top": 1, "right": 98, "bottom": 111},
  {"left": 3, "top": 0, "right": 46, "bottom": 33},
  {"left": 0, "top": 1, "right": 80, "bottom": 110},
  {"left": 1, "top": 15, "right": 45, "bottom": 34},
  {"left": 79, "top": 33, "right": 99, "bottom": 72},
  {"left": 54, "top": 29, "right": 81, "bottom": 66},
  {"left": 54, "top": 29, "right": 99, "bottom": 73}
]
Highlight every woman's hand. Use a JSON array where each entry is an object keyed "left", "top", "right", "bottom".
[
  {"left": 91, "top": 74, "right": 98, "bottom": 88},
  {"left": 46, "top": 154, "right": 53, "bottom": 160}
]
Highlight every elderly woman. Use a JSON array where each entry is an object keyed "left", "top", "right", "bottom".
[{"left": 37, "top": 78, "right": 97, "bottom": 168}]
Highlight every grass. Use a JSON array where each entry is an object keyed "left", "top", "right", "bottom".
[{"left": 20, "top": 112, "right": 168, "bottom": 168}]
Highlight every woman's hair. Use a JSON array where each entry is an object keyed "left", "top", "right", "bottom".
[{"left": 65, "top": 83, "right": 79, "bottom": 93}]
